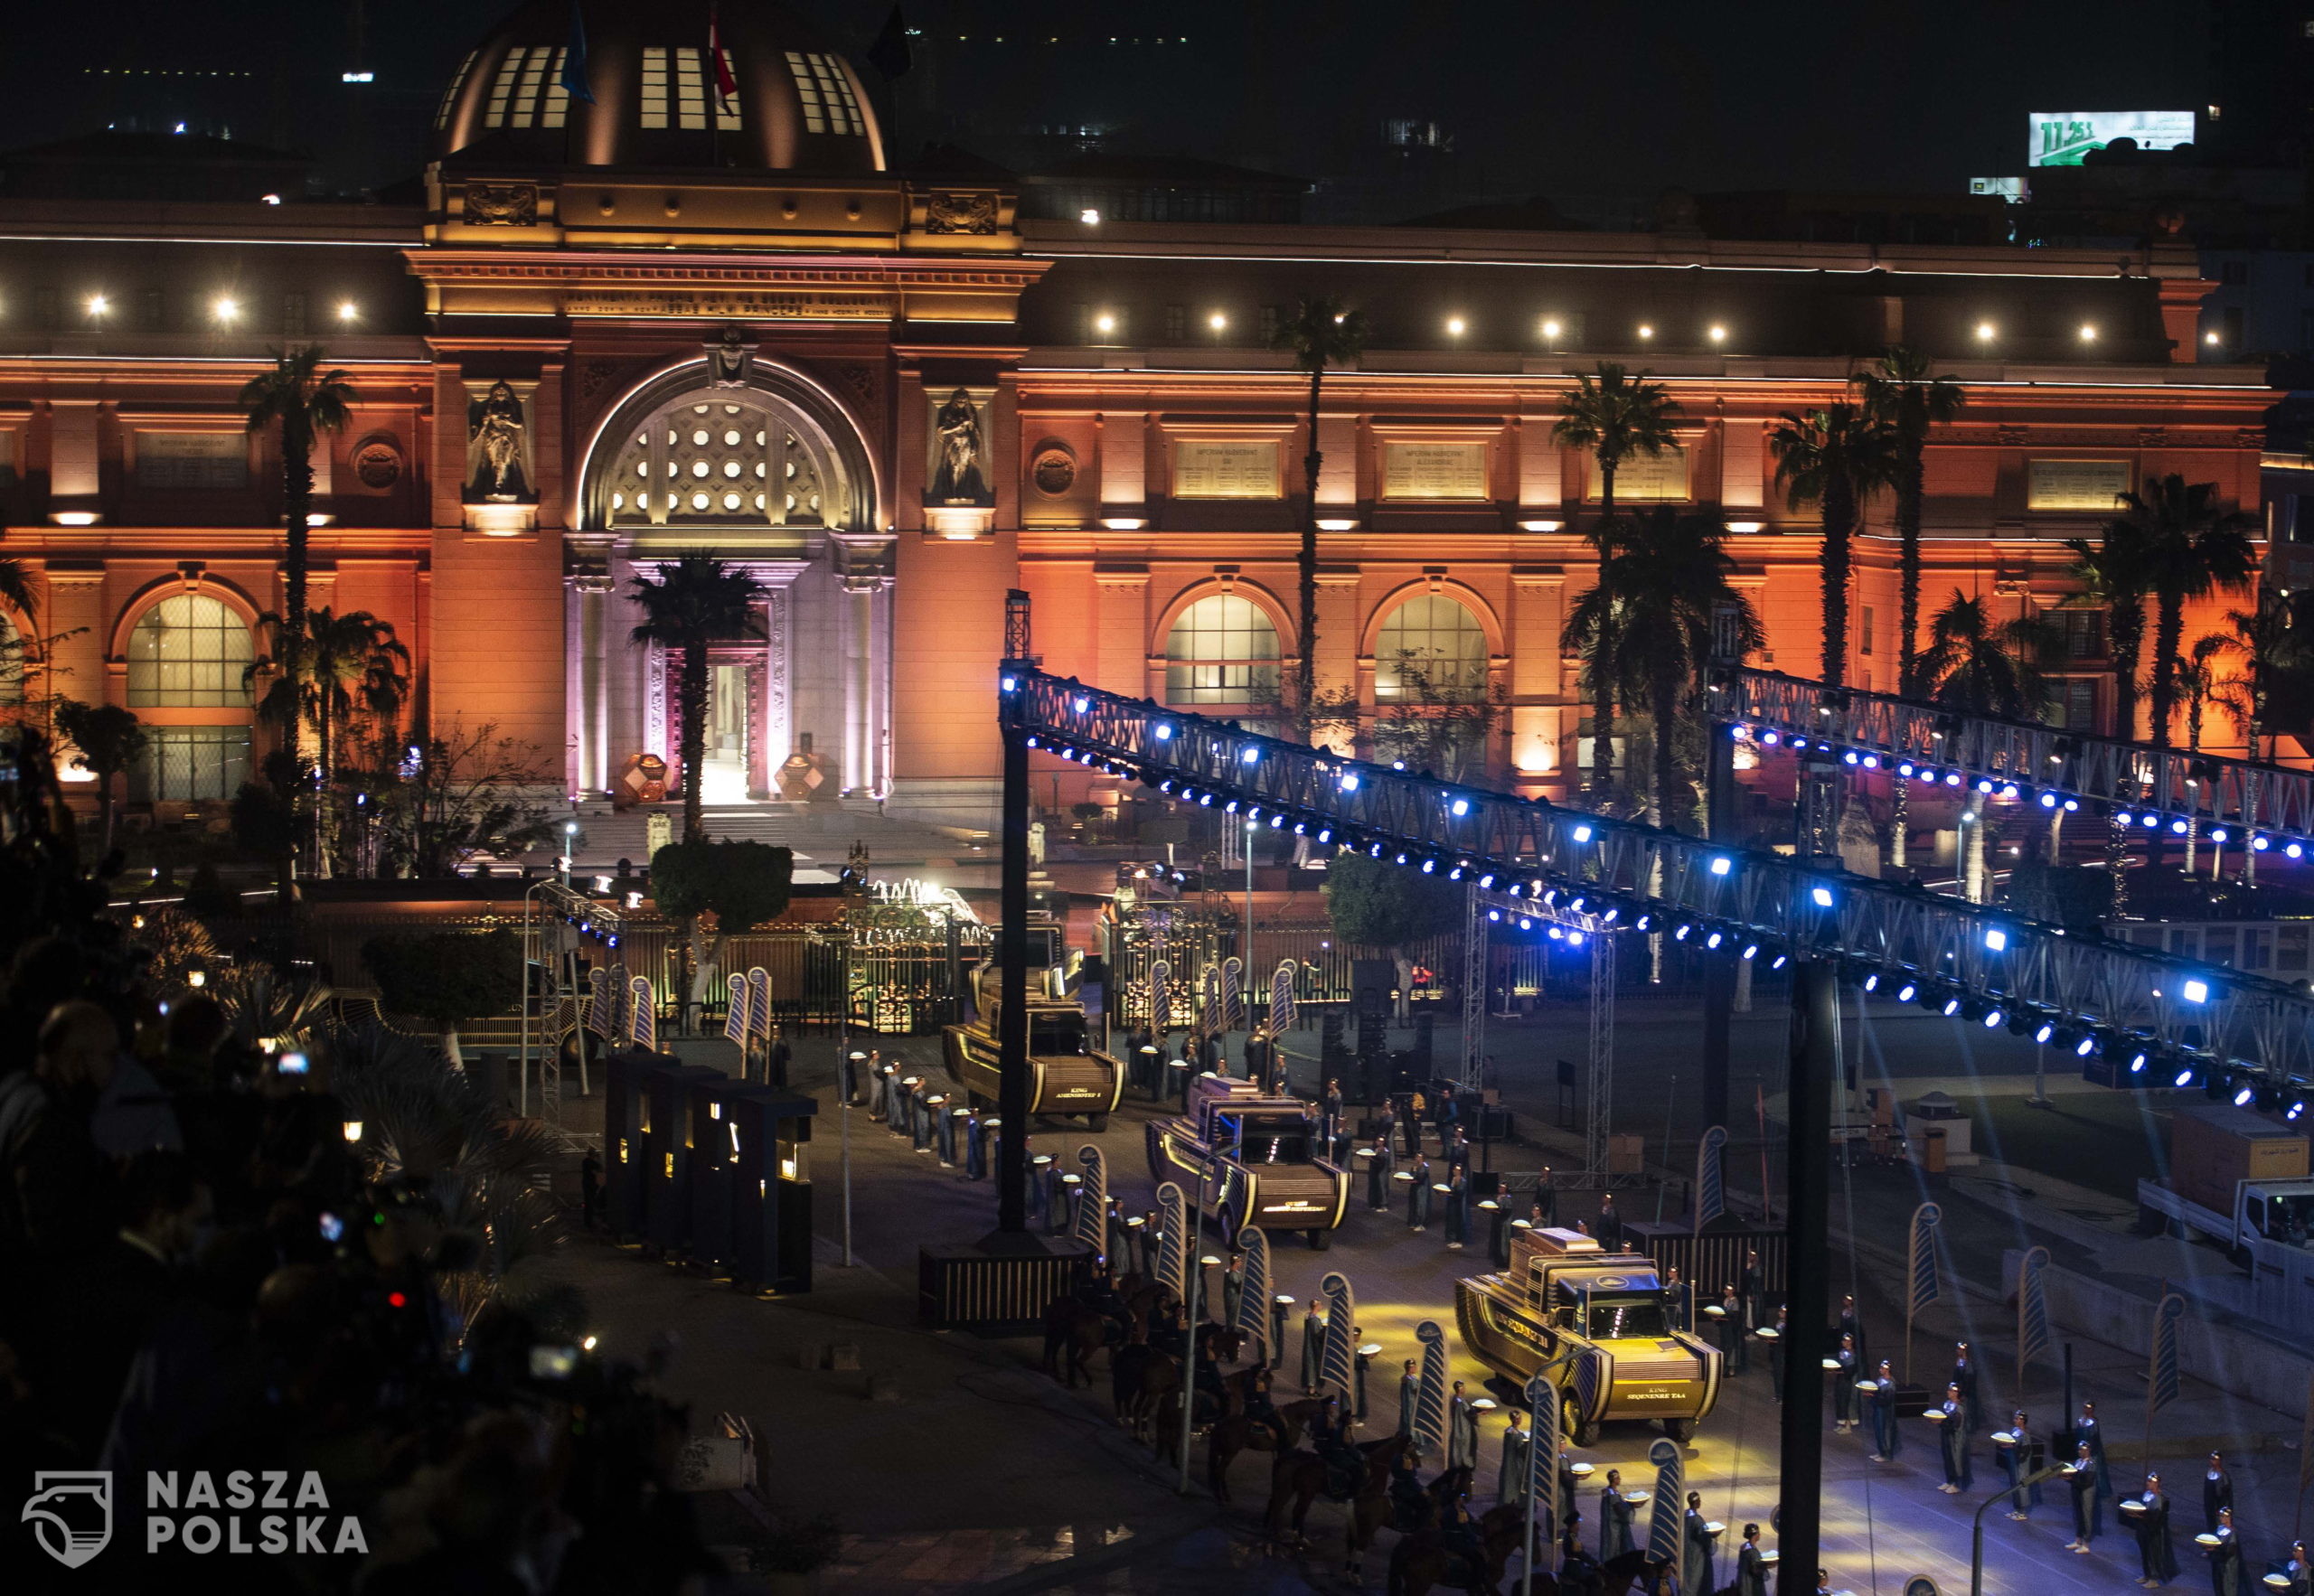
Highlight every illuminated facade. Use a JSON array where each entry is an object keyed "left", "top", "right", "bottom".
[{"left": 0, "top": 2, "right": 2276, "bottom": 829}]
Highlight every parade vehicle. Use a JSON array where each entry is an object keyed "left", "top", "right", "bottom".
[
  {"left": 1145, "top": 1075, "right": 1350, "bottom": 1249},
  {"left": 1453, "top": 1224, "right": 1722, "bottom": 1443},
  {"left": 944, "top": 968, "right": 1122, "bottom": 1130}
]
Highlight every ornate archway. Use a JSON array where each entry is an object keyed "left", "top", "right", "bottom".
[{"left": 569, "top": 352, "right": 892, "bottom": 803}]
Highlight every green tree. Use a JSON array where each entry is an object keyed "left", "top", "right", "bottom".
[
  {"left": 0, "top": 558, "right": 36, "bottom": 627},
  {"left": 52, "top": 699, "right": 146, "bottom": 855},
  {"left": 2123, "top": 475, "right": 2258, "bottom": 752},
  {"left": 1322, "top": 850, "right": 1464, "bottom": 1006},
  {"left": 1273, "top": 296, "right": 1369, "bottom": 732},
  {"left": 1563, "top": 509, "right": 1764, "bottom": 831},
  {"left": 2200, "top": 590, "right": 2314, "bottom": 764},
  {"left": 362, "top": 927, "right": 523, "bottom": 1067},
  {"left": 1553, "top": 362, "right": 1684, "bottom": 788},
  {"left": 651, "top": 839, "right": 795, "bottom": 933},
  {"left": 1915, "top": 590, "right": 2060, "bottom": 902},
  {"left": 626, "top": 553, "right": 767, "bottom": 845},
  {"left": 1769, "top": 402, "right": 1897, "bottom": 690}
]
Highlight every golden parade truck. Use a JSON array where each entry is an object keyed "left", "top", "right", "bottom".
[
  {"left": 1146, "top": 1075, "right": 1350, "bottom": 1249},
  {"left": 943, "top": 970, "right": 1122, "bottom": 1130},
  {"left": 1455, "top": 1225, "right": 1722, "bottom": 1442}
]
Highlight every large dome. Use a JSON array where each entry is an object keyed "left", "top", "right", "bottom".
[{"left": 435, "top": 0, "right": 884, "bottom": 174}]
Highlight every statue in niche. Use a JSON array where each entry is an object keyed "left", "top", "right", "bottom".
[
  {"left": 928, "top": 387, "right": 989, "bottom": 504},
  {"left": 709, "top": 324, "right": 752, "bottom": 387},
  {"left": 466, "top": 380, "right": 531, "bottom": 500}
]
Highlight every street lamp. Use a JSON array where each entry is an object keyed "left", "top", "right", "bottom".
[{"left": 1971, "top": 1467, "right": 2067, "bottom": 1596}]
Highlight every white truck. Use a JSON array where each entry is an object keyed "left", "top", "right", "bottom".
[{"left": 2137, "top": 1175, "right": 2314, "bottom": 1261}]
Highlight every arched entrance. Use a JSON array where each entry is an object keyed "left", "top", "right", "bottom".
[{"left": 571, "top": 352, "right": 891, "bottom": 804}]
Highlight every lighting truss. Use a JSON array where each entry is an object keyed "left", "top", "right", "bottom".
[
  {"left": 1719, "top": 667, "right": 2314, "bottom": 848},
  {"left": 1007, "top": 669, "right": 2314, "bottom": 1084}
]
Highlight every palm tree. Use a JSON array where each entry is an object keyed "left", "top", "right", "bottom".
[
  {"left": 2176, "top": 634, "right": 2236, "bottom": 876},
  {"left": 53, "top": 699, "right": 146, "bottom": 855},
  {"left": 1562, "top": 508, "right": 1764, "bottom": 829},
  {"left": 1273, "top": 296, "right": 1368, "bottom": 734},
  {"left": 1552, "top": 362, "right": 1684, "bottom": 791},
  {"left": 1916, "top": 590, "right": 2061, "bottom": 901},
  {"left": 249, "top": 608, "right": 410, "bottom": 874},
  {"left": 1857, "top": 347, "right": 1964, "bottom": 870},
  {"left": 627, "top": 553, "right": 767, "bottom": 845},
  {"left": 240, "top": 347, "right": 354, "bottom": 803},
  {"left": 2118, "top": 475, "right": 2259, "bottom": 750},
  {"left": 2200, "top": 589, "right": 2311, "bottom": 765},
  {"left": 2065, "top": 521, "right": 2153, "bottom": 742},
  {"left": 1769, "top": 403, "right": 1898, "bottom": 690},
  {"left": 0, "top": 558, "right": 35, "bottom": 625}
]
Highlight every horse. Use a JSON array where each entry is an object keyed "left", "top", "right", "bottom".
[
  {"left": 1040, "top": 1294, "right": 1115, "bottom": 1388},
  {"left": 1263, "top": 1435, "right": 1401, "bottom": 1552},
  {"left": 1347, "top": 1464, "right": 1475, "bottom": 1582},
  {"left": 1387, "top": 1500, "right": 1528, "bottom": 1596},
  {"left": 1205, "top": 1371, "right": 1330, "bottom": 1503}
]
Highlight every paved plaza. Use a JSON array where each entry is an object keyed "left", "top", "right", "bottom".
[{"left": 538, "top": 1007, "right": 2310, "bottom": 1594}]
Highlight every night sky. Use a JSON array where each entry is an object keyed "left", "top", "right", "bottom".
[{"left": 0, "top": 0, "right": 2213, "bottom": 199}]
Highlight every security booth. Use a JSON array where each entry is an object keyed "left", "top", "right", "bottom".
[
  {"left": 643, "top": 1061, "right": 728, "bottom": 1253},
  {"left": 686, "top": 1077, "right": 782, "bottom": 1272},
  {"left": 729, "top": 1087, "right": 817, "bottom": 1292},
  {"left": 602, "top": 1049, "right": 678, "bottom": 1240}
]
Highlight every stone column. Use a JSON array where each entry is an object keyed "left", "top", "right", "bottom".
[
  {"left": 573, "top": 574, "right": 610, "bottom": 794},
  {"left": 870, "top": 576, "right": 895, "bottom": 797},
  {"left": 843, "top": 577, "right": 874, "bottom": 794}
]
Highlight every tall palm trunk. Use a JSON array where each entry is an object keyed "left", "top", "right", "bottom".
[
  {"left": 1592, "top": 465, "right": 1618, "bottom": 793},
  {"left": 2106, "top": 598, "right": 2145, "bottom": 912},
  {"left": 1820, "top": 473, "right": 1856, "bottom": 688},
  {"left": 1651, "top": 673, "right": 1680, "bottom": 831},
  {"left": 2147, "top": 595, "right": 2188, "bottom": 872},
  {"left": 314, "top": 690, "right": 334, "bottom": 878},
  {"left": 1296, "top": 365, "right": 1322, "bottom": 737},
  {"left": 1890, "top": 399, "right": 1925, "bottom": 871},
  {"left": 680, "top": 637, "right": 709, "bottom": 844},
  {"left": 281, "top": 437, "right": 312, "bottom": 786}
]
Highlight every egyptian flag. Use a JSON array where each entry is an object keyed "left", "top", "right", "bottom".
[
  {"left": 708, "top": 2, "right": 739, "bottom": 115},
  {"left": 560, "top": 2, "right": 594, "bottom": 103},
  {"left": 867, "top": 5, "right": 913, "bottom": 79}
]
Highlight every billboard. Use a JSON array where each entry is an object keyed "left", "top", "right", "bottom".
[
  {"left": 2028, "top": 111, "right": 2194, "bottom": 166},
  {"left": 1969, "top": 177, "right": 2028, "bottom": 202}
]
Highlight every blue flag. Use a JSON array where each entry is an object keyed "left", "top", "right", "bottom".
[{"left": 561, "top": 3, "right": 595, "bottom": 104}]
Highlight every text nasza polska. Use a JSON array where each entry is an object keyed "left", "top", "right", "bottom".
[{"left": 143, "top": 1471, "right": 368, "bottom": 1554}]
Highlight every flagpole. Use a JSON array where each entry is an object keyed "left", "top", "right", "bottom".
[{"left": 2144, "top": 1277, "right": 2165, "bottom": 1472}]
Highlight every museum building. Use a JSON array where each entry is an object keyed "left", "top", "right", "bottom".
[{"left": 0, "top": 0, "right": 2279, "bottom": 829}]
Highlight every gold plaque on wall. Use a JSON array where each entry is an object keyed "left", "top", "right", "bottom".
[
  {"left": 1172, "top": 439, "right": 1283, "bottom": 499},
  {"left": 1586, "top": 446, "right": 1689, "bottom": 502},
  {"left": 2027, "top": 459, "right": 2131, "bottom": 512},
  {"left": 1383, "top": 441, "right": 1489, "bottom": 501}
]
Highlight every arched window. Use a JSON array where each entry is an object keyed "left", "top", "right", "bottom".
[
  {"left": 127, "top": 593, "right": 255, "bottom": 708},
  {"left": 124, "top": 593, "right": 254, "bottom": 803},
  {"left": 600, "top": 395, "right": 835, "bottom": 530},
  {"left": 1164, "top": 594, "right": 1279, "bottom": 705},
  {"left": 1375, "top": 594, "right": 1486, "bottom": 701}
]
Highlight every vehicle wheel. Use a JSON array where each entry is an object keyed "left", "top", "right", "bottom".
[
  {"left": 1663, "top": 1418, "right": 1695, "bottom": 1442},
  {"left": 1563, "top": 1393, "right": 1599, "bottom": 1449},
  {"left": 1086, "top": 1113, "right": 1110, "bottom": 1132},
  {"left": 1308, "top": 1228, "right": 1331, "bottom": 1251}
]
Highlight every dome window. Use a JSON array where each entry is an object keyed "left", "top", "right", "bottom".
[
  {"left": 640, "top": 46, "right": 736, "bottom": 131},
  {"left": 484, "top": 45, "right": 570, "bottom": 130},
  {"left": 785, "top": 52, "right": 863, "bottom": 136}
]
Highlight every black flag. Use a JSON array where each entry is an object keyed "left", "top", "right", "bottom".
[{"left": 867, "top": 5, "right": 912, "bottom": 79}]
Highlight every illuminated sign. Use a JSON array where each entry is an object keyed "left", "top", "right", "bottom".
[{"left": 2028, "top": 111, "right": 2194, "bottom": 166}]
